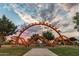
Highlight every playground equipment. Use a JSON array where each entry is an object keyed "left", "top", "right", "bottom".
[{"left": 11, "top": 22, "right": 73, "bottom": 47}]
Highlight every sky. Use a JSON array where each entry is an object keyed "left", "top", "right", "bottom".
[
  {"left": 0, "top": 3, "right": 79, "bottom": 33},
  {"left": 0, "top": 4, "right": 25, "bottom": 25}
]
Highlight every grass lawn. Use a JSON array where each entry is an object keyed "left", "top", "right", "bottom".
[
  {"left": 0, "top": 46, "right": 31, "bottom": 56},
  {"left": 49, "top": 47, "right": 79, "bottom": 56}
]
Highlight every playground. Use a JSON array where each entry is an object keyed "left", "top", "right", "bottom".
[
  {"left": 0, "top": 22, "right": 79, "bottom": 56},
  {"left": 0, "top": 3, "right": 79, "bottom": 56},
  {"left": 10, "top": 22, "right": 74, "bottom": 48}
]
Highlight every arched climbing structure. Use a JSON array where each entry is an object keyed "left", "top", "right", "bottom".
[{"left": 12, "top": 22, "right": 72, "bottom": 47}]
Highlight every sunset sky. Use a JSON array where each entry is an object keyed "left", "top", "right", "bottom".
[{"left": 0, "top": 3, "right": 79, "bottom": 33}]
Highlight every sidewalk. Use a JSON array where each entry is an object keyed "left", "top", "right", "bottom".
[{"left": 23, "top": 48, "right": 57, "bottom": 56}]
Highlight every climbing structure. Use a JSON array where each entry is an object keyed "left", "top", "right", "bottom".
[{"left": 11, "top": 22, "right": 73, "bottom": 47}]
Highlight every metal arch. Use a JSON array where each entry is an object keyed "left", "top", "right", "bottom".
[
  {"left": 17, "top": 22, "right": 63, "bottom": 40},
  {"left": 13, "top": 22, "right": 73, "bottom": 47}
]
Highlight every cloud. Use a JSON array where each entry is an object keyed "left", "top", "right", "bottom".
[
  {"left": 9, "top": 4, "right": 39, "bottom": 24},
  {"left": 9, "top": 3, "right": 79, "bottom": 33}
]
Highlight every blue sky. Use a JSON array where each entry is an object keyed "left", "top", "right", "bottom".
[
  {"left": 0, "top": 4, "right": 25, "bottom": 25},
  {"left": 0, "top": 3, "right": 66, "bottom": 25},
  {"left": 0, "top": 3, "right": 78, "bottom": 33}
]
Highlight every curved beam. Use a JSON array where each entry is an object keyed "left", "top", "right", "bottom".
[
  {"left": 18, "top": 22, "right": 61, "bottom": 37},
  {"left": 16, "top": 22, "right": 64, "bottom": 46}
]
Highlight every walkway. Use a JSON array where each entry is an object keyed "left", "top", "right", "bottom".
[{"left": 23, "top": 48, "right": 57, "bottom": 56}]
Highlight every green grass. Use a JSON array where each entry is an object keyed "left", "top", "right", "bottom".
[
  {"left": 0, "top": 46, "right": 31, "bottom": 56},
  {"left": 49, "top": 47, "right": 79, "bottom": 56}
]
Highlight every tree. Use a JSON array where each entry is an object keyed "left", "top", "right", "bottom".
[
  {"left": 73, "top": 12, "right": 79, "bottom": 31},
  {"left": 42, "top": 31, "right": 54, "bottom": 40},
  {"left": 0, "top": 15, "right": 17, "bottom": 44},
  {"left": 69, "top": 37, "right": 77, "bottom": 41},
  {"left": 31, "top": 34, "right": 39, "bottom": 41}
]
